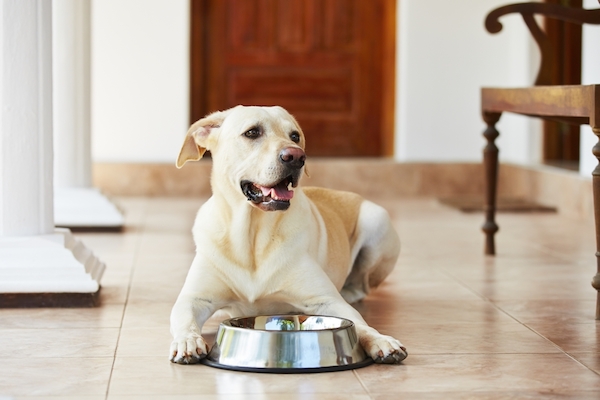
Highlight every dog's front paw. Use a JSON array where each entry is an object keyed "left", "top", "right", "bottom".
[
  {"left": 362, "top": 334, "right": 407, "bottom": 364},
  {"left": 169, "top": 334, "right": 208, "bottom": 365}
]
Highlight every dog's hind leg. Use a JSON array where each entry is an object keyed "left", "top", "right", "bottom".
[{"left": 341, "top": 200, "right": 400, "bottom": 304}]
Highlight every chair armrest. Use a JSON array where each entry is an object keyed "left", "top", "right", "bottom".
[{"left": 485, "top": 2, "right": 600, "bottom": 85}]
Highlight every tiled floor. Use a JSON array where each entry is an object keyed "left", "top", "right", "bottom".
[{"left": 1, "top": 195, "right": 600, "bottom": 399}]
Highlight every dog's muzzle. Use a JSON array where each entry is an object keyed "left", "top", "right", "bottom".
[
  {"left": 241, "top": 147, "right": 305, "bottom": 212},
  {"left": 241, "top": 173, "right": 299, "bottom": 211}
]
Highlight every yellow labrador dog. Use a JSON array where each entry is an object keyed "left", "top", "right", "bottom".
[{"left": 170, "top": 105, "right": 407, "bottom": 365}]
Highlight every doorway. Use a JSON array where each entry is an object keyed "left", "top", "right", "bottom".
[{"left": 190, "top": 0, "right": 396, "bottom": 157}]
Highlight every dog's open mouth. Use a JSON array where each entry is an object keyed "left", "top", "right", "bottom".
[{"left": 241, "top": 176, "right": 297, "bottom": 211}]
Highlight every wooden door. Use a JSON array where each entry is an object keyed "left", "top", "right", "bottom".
[{"left": 190, "top": 0, "right": 396, "bottom": 157}]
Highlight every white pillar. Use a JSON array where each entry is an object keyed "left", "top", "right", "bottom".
[
  {"left": 53, "top": 0, "right": 92, "bottom": 189},
  {"left": 0, "top": 0, "right": 54, "bottom": 237},
  {"left": 52, "top": 0, "right": 123, "bottom": 229},
  {"left": 0, "top": 0, "right": 104, "bottom": 307}
]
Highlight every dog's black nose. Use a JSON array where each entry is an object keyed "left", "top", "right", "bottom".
[{"left": 279, "top": 147, "right": 306, "bottom": 169}]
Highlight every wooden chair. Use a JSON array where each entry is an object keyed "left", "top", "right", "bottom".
[{"left": 480, "top": 2, "right": 600, "bottom": 318}]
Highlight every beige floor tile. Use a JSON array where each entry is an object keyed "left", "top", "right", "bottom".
[
  {"left": 126, "top": 259, "right": 191, "bottom": 304},
  {"left": 133, "top": 253, "right": 195, "bottom": 270},
  {"left": 142, "top": 212, "right": 196, "bottom": 233},
  {"left": 13, "top": 397, "right": 106, "bottom": 400},
  {"left": 98, "top": 285, "right": 130, "bottom": 305},
  {"left": 571, "top": 353, "right": 600, "bottom": 374},
  {"left": 116, "top": 327, "right": 172, "bottom": 357},
  {"left": 73, "top": 231, "right": 142, "bottom": 258},
  {"left": 494, "top": 299, "right": 598, "bottom": 324},
  {"left": 354, "top": 299, "right": 515, "bottom": 326},
  {"left": 440, "top": 257, "right": 591, "bottom": 278},
  {"left": 126, "top": 282, "right": 182, "bottom": 305},
  {"left": 99, "top": 267, "right": 132, "bottom": 305},
  {"left": 356, "top": 354, "right": 600, "bottom": 394},
  {"left": 0, "top": 328, "right": 119, "bottom": 358},
  {"left": 108, "top": 357, "right": 367, "bottom": 396},
  {"left": 460, "top": 277, "right": 594, "bottom": 300},
  {"left": 526, "top": 322, "right": 600, "bottom": 353},
  {"left": 121, "top": 302, "right": 173, "bottom": 329},
  {"left": 385, "top": 263, "right": 451, "bottom": 281},
  {"left": 0, "top": 304, "right": 125, "bottom": 329},
  {"left": 370, "top": 392, "right": 600, "bottom": 400},
  {"left": 391, "top": 322, "right": 561, "bottom": 355},
  {"left": 137, "top": 233, "right": 195, "bottom": 255},
  {"left": 6, "top": 195, "right": 600, "bottom": 398},
  {"left": 367, "top": 275, "right": 482, "bottom": 302},
  {"left": 143, "top": 197, "right": 207, "bottom": 212},
  {"left": 0, "top": 357, "right": 113, "bottom": 397},
  {"left": 95, "top": 254, "right": 137, "bottom": 271},
  {"left": 127, "top": 270, "right": 187, "bottom": 304},
  {"left": 117, "top": 315, "right": 238, "bottom": 358},
  {"left": 99, "top": 257, "right": 135, "bottom": 298},
  {"left": 506, "top": 221, "right": 595, "bottom": 256},
  {"left": 107, "top": 395, "right": 371, "bottom": 400}
]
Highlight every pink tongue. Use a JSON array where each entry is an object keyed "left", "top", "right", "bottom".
[{"left": 259, "top": 185, "right": 294, "bottom": 201}]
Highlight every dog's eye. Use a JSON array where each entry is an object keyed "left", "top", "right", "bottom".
[
  {"left": 290, "top": 131, "right": 300, "bottom": 143},
  {"left": 243, "top": 127, "right": 261, "bottom": 139}
]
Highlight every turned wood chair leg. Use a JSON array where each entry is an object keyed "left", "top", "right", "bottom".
[
  {"left": 592, "top": 127, "right": 600, "bottom": 320},
  {"left": 482, "top": 112, "right": 501, "bottom": 256}
]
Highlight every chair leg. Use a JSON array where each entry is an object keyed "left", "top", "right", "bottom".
[
  {"left": 591, "top": 127, "right": 600, "bottom": 320},
  {"left": 482, "top": 112, "right": 501, "bottom": 256}
]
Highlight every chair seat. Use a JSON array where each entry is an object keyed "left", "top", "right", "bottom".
[{"left": 482, "top": 85, "right": 600, "bottom": 127}]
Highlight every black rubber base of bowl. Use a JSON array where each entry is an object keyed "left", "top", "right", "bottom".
[{"left": 200, "top": 357, "right": 374, "bottom": 374}]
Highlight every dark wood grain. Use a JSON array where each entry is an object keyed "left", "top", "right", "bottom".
[{"left": 190, "top": 0, "right": 395, "bottom": 157}]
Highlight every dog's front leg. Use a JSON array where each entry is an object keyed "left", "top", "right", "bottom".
[
  {"left": 169, "top": 292, "right": 217, "bottom": 364},
  {"left": 352, "top": 316, "right": 408, "bottom": 364},
  {"left": 306, "top": 293, "right": 407, "bottom": 364}
]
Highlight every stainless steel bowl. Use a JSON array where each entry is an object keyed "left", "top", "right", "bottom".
[{"left": 201, "top": 315, "right": 372, "bottom": 373}]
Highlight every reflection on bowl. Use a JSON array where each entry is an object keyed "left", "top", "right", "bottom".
[{"left": 201, "top": 315, "right": 372, "bottom": 373}]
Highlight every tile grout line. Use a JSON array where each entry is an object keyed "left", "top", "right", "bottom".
[
  {"left": 104, "top": 198, "right": 149, "bottom": 400},
  {"left": 523, "top": 325, "right": 600, "bottom": 378},
  {"left": 352, "top": 368, "right": 376, "bottom": 399},
  {"left": 439, "top": 268, "right": 600, "bottom": 377}
]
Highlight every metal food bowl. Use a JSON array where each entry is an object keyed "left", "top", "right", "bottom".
[{"left": 201, "top": 315, "right": 373, "bottom": 373}]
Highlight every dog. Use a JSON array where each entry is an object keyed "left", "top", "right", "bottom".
[{"left": 169, "top": 105, "right": 407, "bottom": 365}]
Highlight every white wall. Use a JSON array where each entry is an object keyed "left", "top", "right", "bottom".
[
  {"left": 396, "top": 0, "right": 541, "bottom": 164},
  {"left": 91, "top": 0, "right": 541, "bottom": 164},
  {"left": 91, "top": 0, "right": 189, "bottom": 163},
  {"left": 580, "top": 0, "right": 600, "bottom": 177}
]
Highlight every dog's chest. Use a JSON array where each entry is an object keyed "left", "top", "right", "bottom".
[
  {"left": 193, "top": 194, "right": 339, "bottom": 305},
  {"left": 220, "top": 252, "right": 303, "bottom": 304},
  {"left": 223, "top": 299, "right": 302, "bottom": 317}
]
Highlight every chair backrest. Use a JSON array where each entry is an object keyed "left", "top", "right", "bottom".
[{"left": 485, "top": 1, "right": 600, "bottom": 85}]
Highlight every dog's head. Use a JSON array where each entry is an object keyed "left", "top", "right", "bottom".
[{"left": 177, "top": 105, "right": 306, "bottom": 212}]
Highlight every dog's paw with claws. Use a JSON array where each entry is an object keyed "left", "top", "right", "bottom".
[
  {"left": 363, "top": 334, "right": 407, "bottom": 364},
  {"left": 169, "top": 335, "right": 208, "bottom": 364}
]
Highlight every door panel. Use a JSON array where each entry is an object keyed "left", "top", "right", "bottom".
[
  {"left": 231, "top": 68, "right": 353, "bottom": 112},
  {"left": 191, "top": 0, "right": 395, "bottom": 157}
]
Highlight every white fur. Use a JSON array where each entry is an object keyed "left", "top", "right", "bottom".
[{"left": 170, "top": 105, "right": 406, "bottom": 365}]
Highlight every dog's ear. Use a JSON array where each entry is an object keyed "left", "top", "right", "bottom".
[{"left": 176, "top": 110, "right": 228, "bottom": 168}]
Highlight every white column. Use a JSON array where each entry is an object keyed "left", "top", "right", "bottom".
[
  {"left": 0, "top": 0, "right": 104, "bottom": 306},
  {"left": 52, "top": 0, "right": 123, "bottom": 229},
  {"left": 0, "top": 0, "right": 54, "bottom": 237}
]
